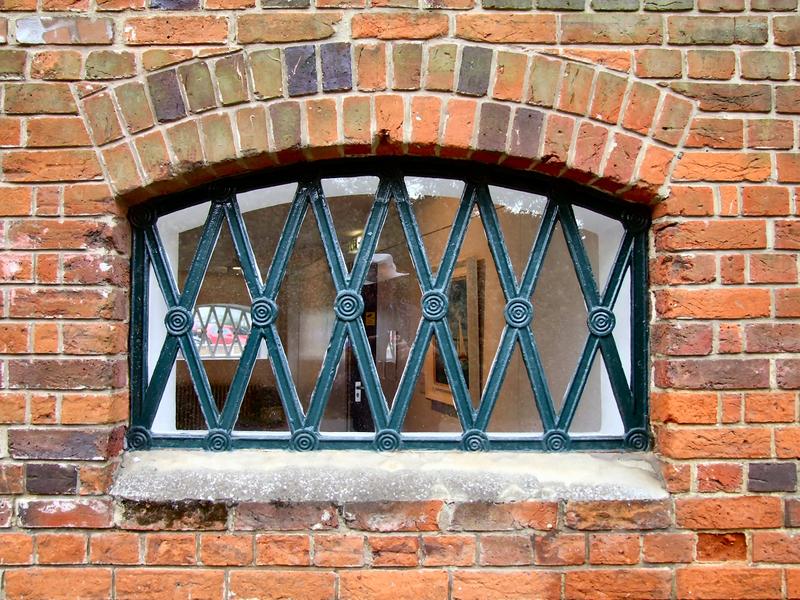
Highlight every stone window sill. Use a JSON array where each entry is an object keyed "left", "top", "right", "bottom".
[{"left": 112, "top": 450, "right": 667, "bottom": 503}]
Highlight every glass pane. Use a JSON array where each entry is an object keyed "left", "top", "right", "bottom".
[
  {"left": 489, "top": 185, "right": 547, "bottom": 282},
  {"left": 487, "top": 344, "right": 542, "bottom": 433},
  {"left": 176, "top": 224, "right": 251, "bottom": 430},
  {"left": 277, "top": 207, "right": 337, "bottom": 413},
  {"left": 403, "top": 336, "right": 462, "bottom": 434},
  {"left": 612, "top": 270, "right": 633, "bottom": 384},
  {"left": 374, "top": 201, "right": 419, "bottom": 408},
  {"left": 234, "top": 339, "right": 288, "bottom": 432},
  {"left": 571, "top": 352, "right": 624, "bottom": 436},
  {"left": 238, "top": 183, "right": 297, "bottom": 278},
  {"left": 159, "top": 201, "right": 212, "bottom": 293},
  {"left": 532, "top": 221, "right": 588, "bottom": 416},
  {"left": 324, "top": 176, "right": 380, "bottom": 272},
  {"left": 320, "top": 340, "right": 374, "bottom": 433},
  {"left": 572, "top": 205, "right": 625, "bottom": 293},
  {"left": 406, "top": 176, "right": 465, "bottom": 273}
]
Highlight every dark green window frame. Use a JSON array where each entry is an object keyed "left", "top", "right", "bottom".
[{"left": 127, "top": 158, "right": 650, "bottom": 452}]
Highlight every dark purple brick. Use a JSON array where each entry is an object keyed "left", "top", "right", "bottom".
[
  {"left": 147, "top": 69, "right": 186, "bottom": 123},
  {"left": 321, "top": 42, "right": 352, "bottom": 92},
  {"left": 477, "top": 102, "right": 511, "bottom": 153},
  {"left": 509, "top": 108, "right": 544, "bottom": 158},
  {"left": 748, "top": 462, "right": 797, "bottom": 492},
  {"left": 26, "top": 463, "right": 78, "bottom": 495},
  {"left": 457, "top": 46, "right": 493, "bottom": 97},
  {"left": 263, "top": 0, "right": 309, "bottom": 6},
  {"left": 150, "top": 0, "right": 199, "bottom": 8},
  {"left": 285, "top": 45, "right": 318, "bottom": 97}
]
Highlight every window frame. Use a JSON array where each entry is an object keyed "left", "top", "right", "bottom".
[{"left": 127, "top": 157, "right": 651, "bottom": 453}]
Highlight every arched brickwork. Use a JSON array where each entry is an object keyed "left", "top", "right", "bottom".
[{"left": 52, "top": 45, "right": 699, "bottom": 204}]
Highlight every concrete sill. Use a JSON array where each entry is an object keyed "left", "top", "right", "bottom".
[{"left": 113, "top": 450, "right": 667, "bottom": 503}]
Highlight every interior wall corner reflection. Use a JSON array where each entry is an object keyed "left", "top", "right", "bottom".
[{"left": 128, "top": 162, "right": 650, "bottom": 452}]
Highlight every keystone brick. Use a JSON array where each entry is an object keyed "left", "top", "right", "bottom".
[{"left": 393, "top": 44, "right": 422, "bottom": 90}]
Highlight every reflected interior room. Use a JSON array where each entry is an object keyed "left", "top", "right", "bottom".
[{"left": 148, "top": 177, "right": 630, "bottom": 438}]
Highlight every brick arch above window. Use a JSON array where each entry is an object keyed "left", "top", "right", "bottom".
[{"left": 62, "top": 46, "right": 700, "bottom": 205}]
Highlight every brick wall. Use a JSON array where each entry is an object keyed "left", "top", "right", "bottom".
[{"left": 0, "top": 0, "right": 799, "bottom": 597}]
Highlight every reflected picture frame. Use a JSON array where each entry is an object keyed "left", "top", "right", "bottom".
[{"left": 425, "top": 257, "right": 482, "bottom": 406}]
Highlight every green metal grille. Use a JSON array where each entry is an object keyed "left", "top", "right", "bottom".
[{"left": 128, "top": 159, "right": 650, "bottom": 452}]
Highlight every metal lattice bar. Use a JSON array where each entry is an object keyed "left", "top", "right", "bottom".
[{"left": 126, "top": 161, "right": 650, "bottom": 453}]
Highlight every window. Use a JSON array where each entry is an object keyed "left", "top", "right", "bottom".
[{"left": 127, "top": 159, "right": 649, "bottom": 452}]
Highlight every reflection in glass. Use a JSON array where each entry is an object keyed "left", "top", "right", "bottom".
[{"left": 150, "top": 176, "right": 633, "bottom": 438}]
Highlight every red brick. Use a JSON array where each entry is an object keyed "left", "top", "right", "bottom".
[
  {"left": 658, "top": 427, "right": 771, "bottom": 458},
  {"left": 676, "top": 496, "right": 782, "bottom": 529},
  {"left": 36, "top": 533, "right": 86, "bottom": 564},
  {"left": 449, "top": 501, "right": 557, "bottom": 531},
  {"left": 145, "top": 533, "right": 196, "bottom": 565},
  {"left": 313, "top": 534, "right": 364, "bottom": 567},
  {"left": 676, "top": 567, "right": 782, "bottom": 599},
  {"left": 255, "top": 534, "right": 310, "bottom": 566},
  {"left": 115, "top": 568, "right": 224, "bottom": 600},
  {"left": 697, "top": 463, "right": 743, "bottom": 492},
  {"left": 643, "top": 533, "right": 694, "bottom": 564},
  {"left": 452, "top": 570, "right": 560, "bottom": 600},
  {"left": 422, "top": 535, "right": 476, "bottom": 566},
  {"left": 566, "top": 569, "right": 672, "bottom": 600},
  {"left": 369, "top": 535, "right": 420, "bottom": 567},
  {"left": 5, "top": 568, "right": 112, "bottom": 600},
  {"left": 90, "top": 532, "right": 140, "bottom": 565},
  {"left": 696, "top": 532, "right": 746, "bottom": 561},
  {"left": 0, "top": 532, "right": 34, "bottom": 565},
  {"left": 589, "top": 533, "right": 639, "bottom": 565},
  {"left": 340, "top": 569, "right": 448, "bottom": 600}
]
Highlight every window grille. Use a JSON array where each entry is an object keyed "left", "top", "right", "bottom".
[{"left": 128, "top": 159, "right": 650, "bottom": 452}]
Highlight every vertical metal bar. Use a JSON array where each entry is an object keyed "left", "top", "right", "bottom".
[
  {"left": 631, "top": 229, "right": 649, "bottom": 426},
  {"left": 129, "top": 226, "right": 148, "bottom": 426}
]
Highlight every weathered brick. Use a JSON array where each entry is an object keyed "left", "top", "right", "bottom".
[
  {"left": 120, "top": 500, "right": 229, "bottom": 531},
  {"left": 26, "top": 462, "right": 78, "bottom": 494},
  {"left": 676, "top": 567, "right": 782, "bottom": 599},
  {"left": 457, "top": 46, "right": 492, "bottom": 97},
  {"left": 320, "top": 42, "right": 352, "bottom": 92}
]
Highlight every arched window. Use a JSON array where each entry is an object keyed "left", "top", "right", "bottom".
[{"left": 127, "top": 159, "right": 649, "bottom": 452}]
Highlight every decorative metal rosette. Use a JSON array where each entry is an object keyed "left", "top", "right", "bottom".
[
  {"left": 504, "top": 298, "right": 533, "bottom": 328},
  {"left": 587, "top": 306, "right": 615, "bottom": 337},
  {"left": 127, "top": 426, "right": 152, "bottom": 451},
  {"left": 251, "top": 297, "right": 278, "bottom": 328},
  {"left": 128, "top": 205, "right": 157, "bottom": 229},
  {"left": 543, "top": 429, "right": 569, "bottom": 452},
  {"left": 624, "top": 428, "right": 649, "bottom": 451},
  {"left": 165, "top": 306, "right": 193, "bottom": 336},
  {"left": 621, "top": 210, "right": 649, "bottom": 233},
  {"left": 290, "top": 428, "right": 319, "bottom": 451},
  {"left": 204, "top": 429, "right": 232, "bottom": 451},
  {"left": 421, "top": 290, "right": 448, "bottom": 321},
  {"left": 374, "top": 429, "right": 402, "bottom": 451},
  {"left": 461, "top": 429, "right": 490, "bottom": 451},
  {"left": 334, "top": 290, "right": 364, "bottom": 321}
]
